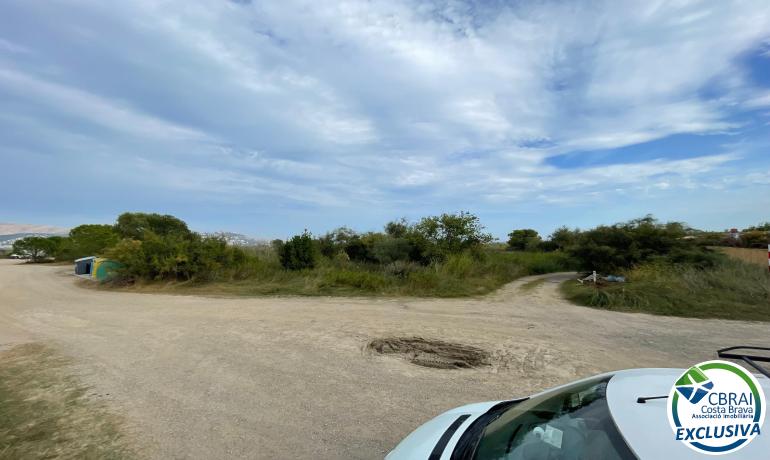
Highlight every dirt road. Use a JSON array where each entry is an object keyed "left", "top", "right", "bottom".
[{"left": 1, "top": 260, "right": 767, "bottom": 459}]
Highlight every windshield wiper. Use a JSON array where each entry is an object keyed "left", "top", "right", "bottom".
[{"left": 636, "top": 395, "right": 668, "bottom": 404}]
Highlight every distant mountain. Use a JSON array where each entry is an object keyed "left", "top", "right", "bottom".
[
  {"left": 203, "top": 232, "right": 266, "bottom": 247},
  {"left": 0, "top": 223, "right": 69, "bottom": 249}
]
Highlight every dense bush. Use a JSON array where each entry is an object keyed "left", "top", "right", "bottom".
[
  {"left": 107, "top": 233, "right": 250, "bottom": 281},
  {"left": 372, "top": 237, "right": 412, "bottom": 264},
  {"left": 87, "top": 212, "right": 253, "bottom": 281},
  {"left": 278, "top": 232, "right": 318, "bottom": 270},
  {"left": 312, "top": 212, "right": 494, "bottom": 267},
  {"left": 317, "top": 227, "right": 357, "bottom": 258},
  {"left": 548, "top": 227, "right": 580, "bottom": 250},
  {"left": 663, "top": 247, "right": 723, "bottom": 269},
  {"left": 506, "top": 229, "right": 540, "bottom": 251},
  {"left": 565, "top": 216, "right": 713, "bottom": 272}
]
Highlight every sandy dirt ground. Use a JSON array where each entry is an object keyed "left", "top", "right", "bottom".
[{"left": 0, "top": 259, "right": 768, "bottom": 459}]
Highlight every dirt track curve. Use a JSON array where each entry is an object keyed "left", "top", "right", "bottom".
[{"left": 0, "top": 260, "right": 767, "bottom": 459}]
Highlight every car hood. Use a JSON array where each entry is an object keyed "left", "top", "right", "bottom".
[{"left": 385, "top": 401, "right": 500, "bottom": 460}]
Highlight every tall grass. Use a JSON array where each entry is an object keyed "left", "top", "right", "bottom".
[
  {"left": 561, "top": 259, "right": 770, "bottom": 321},
  {"left": 119, "top": 249, "right": 577, "bottom": 297}
]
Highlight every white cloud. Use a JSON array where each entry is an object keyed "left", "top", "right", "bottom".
[
  {"left": 744, "top": 91, "right": 770, "bottom": 108},
  {"left": 1, "top": 0, "right": 770, "bottom": 230},
  {"left": 0, "top": 67, "right": 210, "bottom": 142}
]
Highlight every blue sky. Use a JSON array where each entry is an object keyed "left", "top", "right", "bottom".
[{"left": 1, "top": 0, "right": 769, "bottom": 239}]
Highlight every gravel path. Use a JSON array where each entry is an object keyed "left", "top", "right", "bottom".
[{"left": 0, "top": 260, "right": 767, "bottom": 459}]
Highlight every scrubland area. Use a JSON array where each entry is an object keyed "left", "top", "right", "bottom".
[{"left": 10, "top": 212, "right": 769, "bottom": 320}]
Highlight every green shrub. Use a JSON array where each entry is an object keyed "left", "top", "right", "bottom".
[
  {"left": 441, "top": 253, "right": 476, "bottom": 277},
  {"left": 106, "top": 233, "right": 250, "bottom": 282},
  {"left": 106, "top": 239, "right": 148, "bottom": 279},
  {"left": 317, "top": 227, "right": 357, "bottom": 258},
  {"left": 343, "top": 237, "right": 375, "bottom": 262},
  {"left": 279, "top": 232, "right": 318, "bottom": 270},
  {"left": 566, "top": 216, "right": 708, "bottom": 272},
  {"left": 372, "top": 237, "right": 412, "bottom": 264},
  {"left": 663, "top": 247, "right": 723, "bottom": 269},
  {"left": 549, "top": 226, "right": 580, "bottom": 251},
  {"left": 506, "top": 229, "right": 541, "bottom": 251}
]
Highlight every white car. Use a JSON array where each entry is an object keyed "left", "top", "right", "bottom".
[{"left": 387, "top": 347, "right": 769, "bottom": 459}]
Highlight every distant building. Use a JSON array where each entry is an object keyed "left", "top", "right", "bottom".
[
  {"left": 727, "top": 228, "right": 741, "bottom": 240},
  {"left": 74, "top": 256, "right": 122, "bottom": 281}
]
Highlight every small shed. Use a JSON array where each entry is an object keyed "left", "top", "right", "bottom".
[{"left": 74, "top": 256, "right": 122, "bottom": 281}]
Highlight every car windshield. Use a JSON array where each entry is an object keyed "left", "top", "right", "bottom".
[{"left": 472, "top": 376, "right": 634, "bottom": 460}]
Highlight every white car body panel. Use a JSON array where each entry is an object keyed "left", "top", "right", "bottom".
[
  {"left": 387, "top": 368, "right": 770, "bottom": 459},
  {"left": 607, "top": 368, "right": 770, "bottom": 459}
]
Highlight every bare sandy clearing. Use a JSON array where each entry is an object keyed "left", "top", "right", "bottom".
[{"left": 0, "top": 260, "right": 767, "bottom": 459}]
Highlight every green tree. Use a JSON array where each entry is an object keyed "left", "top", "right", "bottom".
[
  {"left": 384, "top": 219, "right": 409, "bottom": 238},
  {"left": 12, "top": 236, "right": 57, "bottom": 262},
  {"left": 549, "top": 226, "right": 580, "bottom": 250},
  {"left": 317, "top": 227, "right": 358, "bottom": 258},
  {"left": 60, "top": 224, "right": 119, "bottom": 260},
  {"left": 568, "top": 216, "right": 709, "bottom": 272},
  {"left": 270, "top": 239, "right": 284, "bottom": 254},
  {"left": 413, "top": 212, "right": 493, "bottom": 257},
  {"left": 507, "top": 229, "right": 541, "bottom": 251},
  {"left": 279, "top": 231, "right": 318, "bottom": 270},
  {"left": 114, "top": 213, "right": 192, "bottom": 240}
]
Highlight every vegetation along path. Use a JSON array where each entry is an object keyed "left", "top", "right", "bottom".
[{"left": 0, "top": 260, "right": 768, "bottom": 459}]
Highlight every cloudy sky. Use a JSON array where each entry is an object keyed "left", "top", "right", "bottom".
[{"left": 1, "top": 0, "right": 769, "bottom": 239}]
